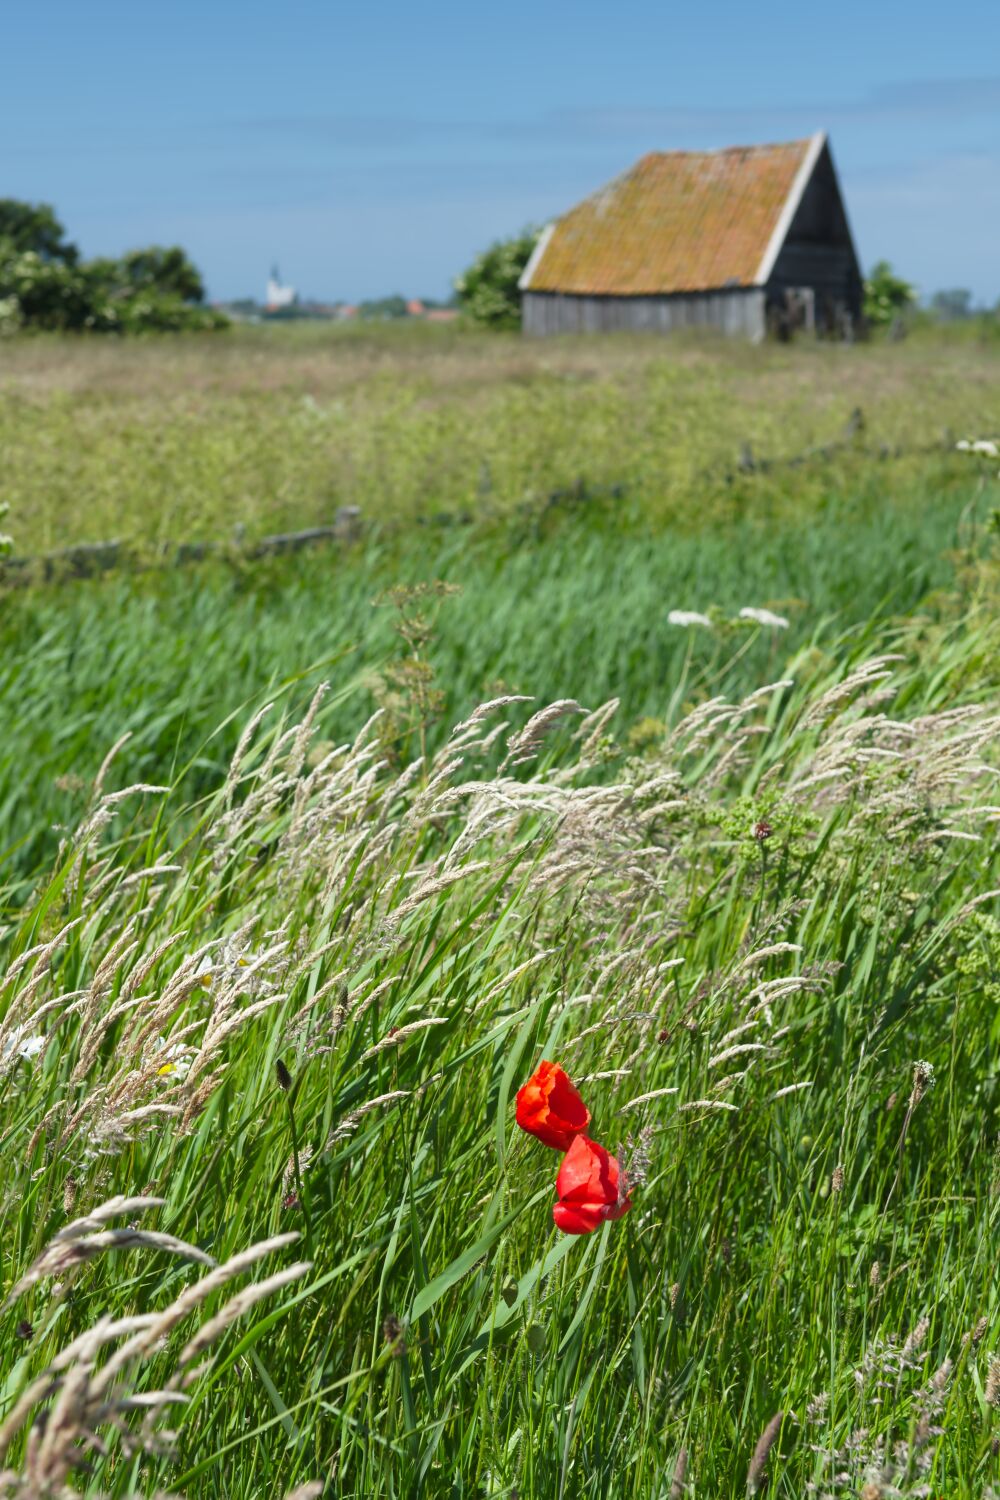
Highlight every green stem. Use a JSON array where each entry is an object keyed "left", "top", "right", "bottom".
[{"left": 283, "top": 1086, "right": 315, "bottom": 1260}]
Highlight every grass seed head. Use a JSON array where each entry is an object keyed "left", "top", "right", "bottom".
[
  {"left": 986, "top": 1355, "right": 1000, "bottom": 1409},
  {"left": 746, "top": 1411, "right": 783, "bottom": 1494}
]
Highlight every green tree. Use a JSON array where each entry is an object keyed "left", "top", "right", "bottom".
[
  {"left": 454, "top": 227, "right": 540, "bottom": 330},
  {"left": 0, "top": 198, "right": 226, "bottom": 334},
  {"left": 117, "top": 246, "right": 205, "bottom": 302},
  {"left": 0, "top": 199, "right": 78, "bottom": 263},
  {"left": 113, "top": 291, "right": 228, "bottom": 333},
  {"left": 0, "top": 242, "right": 96, "bottom": 331},
  {"left": 84, "top": 245, "right": 220, "bottom": 330},
  {"left": 863, "top": 260, "right": 917, "bottom": 329}
]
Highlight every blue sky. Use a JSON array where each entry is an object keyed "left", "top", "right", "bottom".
[{"left": 4, "top": 0, "right": 999, "bottom": 303}]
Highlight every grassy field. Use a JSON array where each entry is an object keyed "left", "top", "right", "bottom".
[
  {"left": 1, "top": 325, "right": 999, "bottom": 1499},
  {"left": 2, "top": 322, "right": 1000, "bottom": 550}
]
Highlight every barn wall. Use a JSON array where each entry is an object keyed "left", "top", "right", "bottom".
[
  {"left": 767, "top": 143, "right": 862, "bottom": 324},
  {"left": 522, "top": 289, "right": 767, "bottom": 340}
]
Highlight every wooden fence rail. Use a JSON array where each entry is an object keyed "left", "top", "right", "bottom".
[{"left": 0, "top": 416, "right": 965, "bottom": 588}]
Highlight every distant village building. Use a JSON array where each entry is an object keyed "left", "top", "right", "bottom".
[
  {"left": 404, "top": 298, "right": 459, "bottom": 323},
  {"left": 265, "top": 265, "right": 297, "bottom": 312},
  {"left": 519, "top": 132, "right": 861, "bottom": 340}
]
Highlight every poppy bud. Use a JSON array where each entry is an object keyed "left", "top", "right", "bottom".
[
  {"left": 515, "top": 1060, "right": 590, "bottom": 1151},
  {"left": 552, "top": 1134, "right": 632, "bottom": 1235}
]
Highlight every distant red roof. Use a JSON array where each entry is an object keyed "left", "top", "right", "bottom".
[
  {"left": 522, "top": 136, "right": 820, "bottom": 296},
  {"left": 425, "top": 308, "right": 459, "bottom": 322},
  {"left": 406, "top": 298, "right": 426, "bottom": 316}
]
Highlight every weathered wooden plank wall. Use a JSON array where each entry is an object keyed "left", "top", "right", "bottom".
[{"left": 522, "top": 289, "right": 767, "bottom": 339}]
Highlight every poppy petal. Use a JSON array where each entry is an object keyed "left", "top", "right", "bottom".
[
  {"left": 556, "top": 1135, "right": 614, "bottom": 1201},
  {"left": 515, "top": 1061, "right": 590, "bottom": 1151},
  {"left": 553, "top": 1200, "right": 604, "bottom": 1234}
]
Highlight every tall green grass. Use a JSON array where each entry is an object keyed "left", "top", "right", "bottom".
[
  {"left": 2, "top": 328, "right": 999, "bottom": 1497},
  {"left": 1, "top": 323, "right": 997, "bottom": 551},
  {"left": 0, "top": 621, "right": 997, "bottom": 1497},
  {"left": 0, "top": 465, "right": 986, "bottom": 885}
]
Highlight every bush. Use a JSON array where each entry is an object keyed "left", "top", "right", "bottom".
[
  {"left": 113, "top": 290, "right": 229, "bottom": 333},
  {"left": 863, "top": 259, "right": 917, "bottom": 329},
  {"left": 0, "top": 242, "right": 97, "bottom": 331},
  {"left": 454, "top": 227, "right": 540, "bottom": 329},
  {"left": 0, "top": 199, "right": 226, "bottom": 334}
]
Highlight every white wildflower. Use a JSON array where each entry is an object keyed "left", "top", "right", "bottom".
[
  {"left": 739, "top": 607, "right": 789, "bottom": 630},
  {"left": 1, "top": 1027, "right": 46, "bottom": 1068},
  {"left": 668, "top": 610, "right": 713, "bottom": 629},
  {"left": 193, "top": 955, "right": 216, "bottom": 988},
  {"left": 190, "top": 946, "right": 255, "bottom": 991},
  {"left": 152, "top": 1038, "right": 194, "bottom": 1082}
]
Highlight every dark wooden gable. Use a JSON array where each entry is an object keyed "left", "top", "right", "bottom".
[{"left": 766, "top": 140, "right": 862, "bottom": 316}]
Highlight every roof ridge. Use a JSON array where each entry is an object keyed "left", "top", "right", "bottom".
[
  {"left": 522, "top": 135, "right": 833, "bottom": 298},
  {"left": 637, "top": 136, "right": 814, "bottom": 164}
]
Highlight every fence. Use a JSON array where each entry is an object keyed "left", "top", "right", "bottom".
[{"left": 0, "top": 413, "right": 964, "bottom": 588}]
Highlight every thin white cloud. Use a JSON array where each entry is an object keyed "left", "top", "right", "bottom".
[{"left": 232, "top": 75, "right": 1000, "bottom": 149}]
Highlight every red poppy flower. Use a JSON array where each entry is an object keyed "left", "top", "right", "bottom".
[
  {"left": 515, "top": 1060, "right": 590, "bottom": 1151},
  {"left": 552, "top": 1134, "right": 632, "bottom": 1235}
]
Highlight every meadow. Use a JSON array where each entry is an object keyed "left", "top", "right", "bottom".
[{"left": 0, "top": 324, "right": 999, "bottom": 1498}]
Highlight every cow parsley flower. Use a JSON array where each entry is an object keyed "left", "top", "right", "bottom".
[
  {"left": 739, "top": 607, "right": 789, "bottom": 630},
  {"left": 667, "top": 610, "right": 713, "bottom": 628}
]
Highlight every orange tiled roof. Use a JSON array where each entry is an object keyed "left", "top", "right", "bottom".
[{"left": 524, "top": 138, "right": 815, "bottom": 296}]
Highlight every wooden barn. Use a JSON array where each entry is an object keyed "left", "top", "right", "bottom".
[{"left": 519, "top": 132, "right": 862, "bottom": 340}]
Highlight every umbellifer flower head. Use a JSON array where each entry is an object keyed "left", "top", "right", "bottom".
[
  {"left": 739, "top": 607, "right": 789, "bottom": 630},
  {"left": 667, "top": 609, "right": 713, "bottom": 629}
]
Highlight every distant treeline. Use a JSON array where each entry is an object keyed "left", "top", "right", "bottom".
[{"left": 221, "top": 294, "right": 460, "bottom": 322}]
